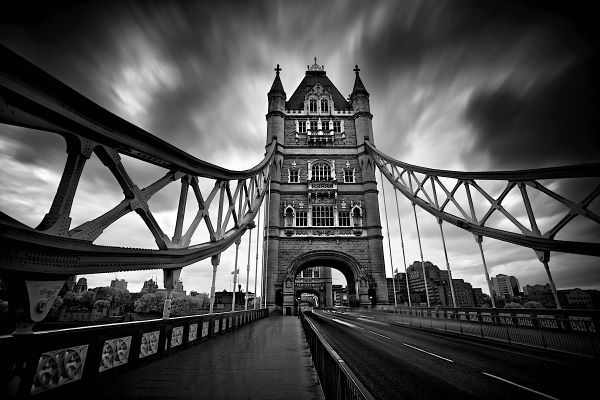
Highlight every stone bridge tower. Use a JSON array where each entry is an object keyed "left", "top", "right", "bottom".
[{"left": 264, "top": 60, "right": 388, "bottom": 315}]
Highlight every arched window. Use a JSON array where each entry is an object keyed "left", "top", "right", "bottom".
[
  {"left": 309, "top": 99, "right": 317, "bottom": 112},
  {"left": 284, "top": 207, "right": 294, "bottom": 227},
  {"left": 311, "top": 161, "right": 331, "bottom": 181},
  {"left": 321, "top": 99, "right": 328, "bottom": 113},
  {"left": 352, "top": 207, "right": 362, "bottom": 227}
]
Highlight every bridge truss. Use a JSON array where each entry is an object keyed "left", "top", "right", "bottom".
[
  {"left": 366, "top": 141, "right": 600, "bottom": 308},
  {"left": 0, "top": 46, "right": 273, "bottom": 329}
]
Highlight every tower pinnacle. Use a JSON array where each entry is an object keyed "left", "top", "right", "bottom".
[{"left": 268, "top": 64, "right": 286, "bottom": 96}]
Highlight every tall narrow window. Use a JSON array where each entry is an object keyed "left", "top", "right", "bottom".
[
  {"left": 303, "top": 268, "right": 313, "bottom": 278},
  {"left": 321, "top": 99, "right": 328, "bottom": 113},
  {"left": 289, "top": 170, "right": 299, "bottom": 183},
  {"left": 338, "top": 211, "right": 351, "bottom": 226},
  {"left": 299, "top": 121, "right": 307, "bottom": 133},
  {"left": 312, "top": 205, "right": 334, "bottom": 226},
  {"left": 333, "top": 121, "right": 341, "bottom": 133},
  {"left": 309, "top": 120, "right": 317, "bottom": 131},
  {"left": 344, "top": 169, "right": 354, "bottom": 183},
  {"left": 311, "top": 162, "right": 331, "bottom": 181},
  {"left": 309, "top": 99, "right": 317, "bottom": 112},
  {"left": 284, "top": 207, "right": 294, "bottom": 227},
  {"left": 352, "top": 208, "right": 362, "bottom": 227},
  {"left": 296, "top": 211, "right": 307, "bottom": 226}
]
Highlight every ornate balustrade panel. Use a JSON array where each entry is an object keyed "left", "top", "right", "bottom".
[
  {"left": 0, "top": 45, "right": 275, "bottom": 275},
  {"left": 365, "top": 141, "right": 600, "bottom": 257},
  {"left": 0, "top": 309, "right": 268, "bottom": 396}
]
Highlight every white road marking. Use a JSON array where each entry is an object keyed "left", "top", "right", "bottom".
[
  {"left": 357, "top": 315, "right": 374, "bottom": 319},
  {"left": 368, "top": 330, "right": 392, "bottom": 340},
  {"left": 358, "top": 318, "right": 388, "bottom": 325},
  {"left": 482, "top": 372, "right": 560, "bottom": 400},
  {"left": 402, "top": 343, "right": 454, "bottom": 363},
  {"left": 331, "top": 318, "right": 359, "bottom": 328}
]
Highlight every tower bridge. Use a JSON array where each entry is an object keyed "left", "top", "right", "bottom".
[{"left": 1, "top": 46, "right": 599, "bottom": 399}]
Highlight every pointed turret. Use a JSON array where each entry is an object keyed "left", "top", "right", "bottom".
[
  {"left": 268, "top": 64, "right": 286, "bottom": 97},
  {"left": 351, "top": 65, "right": 369, "bottom": 97},
  {"left": 266, "top": 64, "right": 286, "bottom": 145},
  {"left": 350, "top": 65, "right": 374, "bottom": 145}
]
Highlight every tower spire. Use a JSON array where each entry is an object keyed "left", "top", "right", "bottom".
[
  {"left": 351, "top": 64, "right": 369, "bottom": 97},
  {"left": 268, "top": 64, "right": 286, "bottom": 96}
]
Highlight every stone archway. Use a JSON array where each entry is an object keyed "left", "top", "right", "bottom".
[{"left": 281, "top": 250, "right": 370, "bottom": 314}]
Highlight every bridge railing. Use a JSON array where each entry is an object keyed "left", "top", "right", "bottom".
[
  {"left": 300, "top": 311, "right": 375, "bottom": 400},
  {"left": 339, "top": 307, "right": 600, "bottom": 357},
  {"left": 0, "top": 308, "right": 269, "bottom": 398}
]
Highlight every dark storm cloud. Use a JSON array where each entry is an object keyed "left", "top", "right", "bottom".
[
  {"left": 465, "top": 58, "right": 600, "bottom": 168},
  {"left": 462, "top": 2, "right": 600, "bottom": 169}
]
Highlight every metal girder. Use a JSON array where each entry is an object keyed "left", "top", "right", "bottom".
[
  {"left": 365, "top": 141, "right": 600, "bottom": 257},
  {"left": 0, "top": 45, "right": 275, "bottom": 275}
]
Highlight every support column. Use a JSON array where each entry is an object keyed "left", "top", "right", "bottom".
[
  {"left": 209, "top": 254, "right": 221, "bottom": 314},
  {"left": 438, "top": 220, "right": 457, "bottom": 308},
  {"left": 412, "top": 203, "right": 430, "bottom": 307},
  {"left": 380, "top": 171, "right": 398, "bottom": 307},
  {"left": 6, "top": 273, "right": 66, "bottom": 334},
  {"left": 245, "top": 222, "right": 256, "bottom": 311},
  {"left": 476, "top": 236, "right": 496, "bottom": 308},
  {"left": 231, "top": 238, "right": 242, "bottom": 312},
  {"left": 394, "top": 189, "right": 411, "bottom": 307},
  {"left": 262, "top": 178, "right": 272, "bottom": 308},
  {"left": 538, "top": 251, "right": 562, "bottom": 309},
  {"left": 162, "top": 268, "right": 182, "bottom": 319},
  {"left": 254, "top": 206, "right": 261, "bottom": 309}
]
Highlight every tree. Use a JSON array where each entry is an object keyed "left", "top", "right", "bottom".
[
  {"left": 62, "top": 292, "right": 80, "bottom": 308},
  {"left": 171, "top": 295, "right": 205, "bottom": 317},
  {"left": 80, "top": 291, "right": 95, "bottom": 310},
  {"left": 94, "top": 299, "right": 110, "bottom": 309},
  {"left": 524, "top": 301, "right": 544, "bottom": 309},
  {"left": 134, "top": 292, "right": 166, "bottom": 314}
]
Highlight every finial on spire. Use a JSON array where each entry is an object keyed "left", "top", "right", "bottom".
[
  {"left": 354, "top": 64, "right": 361, "bottom": 75},
  {"left": 307, "top": 57, "right": 325, "bottom": 72},
  {"left": 274, "top": 64, "right": 281, "bottom": 75}
]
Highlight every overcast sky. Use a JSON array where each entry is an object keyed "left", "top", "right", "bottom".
[{"left": 1, "top": 0, "right": 598, "bottom": 296}]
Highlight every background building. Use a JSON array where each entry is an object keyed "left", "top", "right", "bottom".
[
  {"left": 110, "top": 278, "right": 128, "bottom": 291},
  {"left": 491, "top": 274, "right": 521, "bottom": 300}
]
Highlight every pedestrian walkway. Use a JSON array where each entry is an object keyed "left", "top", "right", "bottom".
[{"left": 89, "top": 315, "right": 324, "bottom": 400}]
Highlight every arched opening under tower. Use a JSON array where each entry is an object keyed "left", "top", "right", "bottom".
[{"left": 280, "top": 250, "right": 374, "bottom": 315}]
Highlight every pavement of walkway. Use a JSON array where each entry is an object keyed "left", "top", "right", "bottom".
[{"left": 89, "top": 315, "right": 324, "bottom": 400}]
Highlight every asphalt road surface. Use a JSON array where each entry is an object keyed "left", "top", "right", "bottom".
[{"left": 308, "top": 310, "right": 599, "bottom": 400}]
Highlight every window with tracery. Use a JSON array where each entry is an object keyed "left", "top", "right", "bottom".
[
  {"left": 344, "top": 169, "right": 354, "bottom": 183},
  {"left": 333, "top": 121, "right": 341, "bottom": 133},
  {"left": 311, "top": 162, "right": 332, "bottom": 181},
  {"left": 321, "top": 99, "right": 328, "bottom": 113},
  {"left": 299, "top": 121, "right": 307, "bottom": 133},
  {"left": 312, "top": 205, "right": 334, "bottom": 227},
  {"left": 338, "top": 211, "right": 351, "bottom": 226},
  {"left": 309, "top": 99, "right": 317, "bottom": 112},
  {"left": 289, "top": 169, "right": 299, "bottom": 183},
  {"left": 296, "top": 211, "right": 307, "bottom": 226}
]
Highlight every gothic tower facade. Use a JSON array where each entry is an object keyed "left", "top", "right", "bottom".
[{"left": 265, "top": 60, "right": 388, "bottom": 315}]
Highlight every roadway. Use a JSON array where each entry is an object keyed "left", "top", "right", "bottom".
[{"left": 308, "top": 309, "right": 599, "bottom": 400}]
